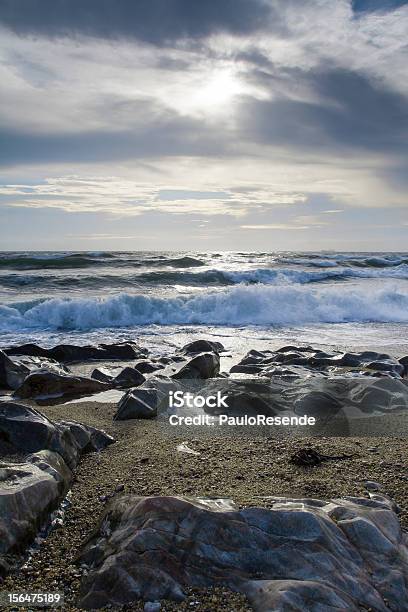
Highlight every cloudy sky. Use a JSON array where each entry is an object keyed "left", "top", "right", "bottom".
[{"left": 0, "top": 0, "right": 407, "bottom": 250}]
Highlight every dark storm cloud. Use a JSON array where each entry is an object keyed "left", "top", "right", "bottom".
[
  {"left": 0, "top": 0, "right": 274, "bottom": 44},
  {"left": 352, "top": 0, "right": 408, "bottom": 13},
  {"left": 240, "top": 68, "right": 408, "bottom": 155},
  {"left": 0, "top": 115, "right": 229, "bottom": 167}
]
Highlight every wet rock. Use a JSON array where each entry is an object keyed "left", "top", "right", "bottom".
[
  {"left": 0, "top": 404, "right": 114, "bottom": 573},
  {"left": 180, "top": 340, "right": 225, "bottom": 355},
  {"left": 232, "top": 347, "right": 405, "bottom": 379},
  {"left": 364, "top": 481, "right": 383, "bottom": 492},
  {"left": 0, "top": 451, "right": 72, "bottom": 566},
  {"left": 114, "top": 388, "right": 159, "bottom": 420},
  {"left": 399, "top": 356, "right": 408, "bottom": 376},
  {"left": 134, "top": 361, "right": 164, "bottom": 374},
  {"left": 0, "top": 349, "right": 30, "bottom": 390},
  {"left": 173, "top": 353, "right": 220, "bottom": 380},
  {"left": 13, "top": 370, "right": 110, "bottom": 400},
  {"left": 0, "top": 402, "right": 114, "bottom": 470},
  {"left": 113, "top": 367, "right": 146, "bottom": 389},
  {"left": 5, "top": 341, "right": 147, "bottom": 362},
  {"left": 245, "top": 579, "right": 357, "bottom": 611},
  {"left": 230, "top": 364, "right": 264, "bottom": 374},
  {"left": 78, "top": 494, "right": 408, "bottom": 611},
  {"left": 91, "top": 367, "right": 117, "bottom": 384}
]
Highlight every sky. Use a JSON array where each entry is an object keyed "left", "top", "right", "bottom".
[{"left": 0, "top": 0, "right": 407, "bottom": 251}]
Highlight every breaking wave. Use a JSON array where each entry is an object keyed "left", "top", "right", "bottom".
[{"left": 1, "top": 284, "right": 408, "bottom": 331}]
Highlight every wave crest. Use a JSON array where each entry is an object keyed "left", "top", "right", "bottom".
[{"left": 1, "top": 284, "right": 408, "bottom": 331}]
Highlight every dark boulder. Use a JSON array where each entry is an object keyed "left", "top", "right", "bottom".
[
  {"left": 0, "top": 349, "right": 29, "bottom": 390},
  {"left": 134, "top": 360, "right": 164, "bottom": 374},
  {"left": 0, "top": 402, "right": 114, "bottom": 470},
  {"left": 0, "top": 405, "right": 114, "bottom": 572},
  {"left": 114, "top": 388, "right": 159, "bottom": 420},
  {"left": 180, "top": 340, "right": 224, "bottom": 355},
  {"left": 113, "top": 367, "right": 146, "bottom": 389},
  {"left": 91, "top": 367, "right": 117, "bottom": 384},
  {"left": 5, "top": 341, "right": 147, "bottom": 362},
  {"left": 13, "top": 371, "right": 110, "bottom": 400},
  {"left": 173, "top": 353, "right": 220, "bottom": 380}
]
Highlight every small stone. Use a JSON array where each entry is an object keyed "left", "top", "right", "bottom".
[
  {"left": 115, "top": 484, "right": 125, "bottom": 493},
  {"left": 364, "top": 480, "right": 382, "bottom": 491}
]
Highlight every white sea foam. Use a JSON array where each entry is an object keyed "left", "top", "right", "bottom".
[{"left": 1, "top": 283, "right": 408, "bottom": 331}]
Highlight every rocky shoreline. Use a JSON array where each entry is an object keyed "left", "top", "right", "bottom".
[{"left": 1, "top": 338, "right": 408, "bottom": 610}]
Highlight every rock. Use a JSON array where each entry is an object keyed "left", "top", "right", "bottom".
[
  {"left": 294, "top": 391, "right": 344, "bottom": 418},
  {"left": 364, "top": 481, "right": 383, "bottom": 492},
  {"left": 245, "top": 579, "right": 357, "bottom": 611},
  {"left": 0, "top": 402, "right": 114, "bottom": 470},
  {"left": 13, "top": 370, "right": 110, "bottom": 400},
  {"left": 0, "top": 349, "right": 29, "bottom": 390},
  {"left": 399, "top": 356, "right": 408, "bottom": 376},
  {"left": 232, "top": 347, "right": 405, "bottom": 379},
  {"left": 173, "top": 353, "right": 220, "bottom": 380},
  {"left": 114, "top": 388, "right": 159, "bottom": 420},
  {"left": 0, "top": 404, "right": 114, "bottom": 573},
  {"left": 91, "top": 367, "right": 117, "bottom": 384},
  {"left": 134, "top": 361, "right": 164, "bottom": 374},
  {"left": 230, "top": 364, "right": 264, "bottom": 374},
  {"left": 16, "top": 355, "right": 70, "bottom": 375},
  {"left": 113, "top": 367, "right": 146, "bottom": 389},
  {"left": 0, "top": 451, "right": 72, "bottom": 565},
  {"left": 78, "top": 494, "right": 408, "bottom": 611},
  {"left": 5, "top": 341, "right": 147, "bottom": 362},
  {"left": 180, "top": 340, "right": 225, "bottom": 355}
]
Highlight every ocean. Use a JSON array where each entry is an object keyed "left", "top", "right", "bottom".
[{"left": 1, "top": 251, "right": 408, "bottom": 356}]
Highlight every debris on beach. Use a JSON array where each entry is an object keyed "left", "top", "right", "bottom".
[{"left": 290, "top": 447, "right": 354, "bottom": 466}]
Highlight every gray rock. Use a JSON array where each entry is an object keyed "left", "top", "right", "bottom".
[
  {"left": 180, "top": 340, "right": 224, "bottom": 355},
  {"left": 0, "top": 402, "right": 114, "bottom": 470},
  {"left": 114, "top": 388, "right": 159, "bottom": 420},
  {"left": 173, "top": 353, "right": 220, "bottom": 380},
  {"left": 0, "top": 349, "right": 29, "bottom": 390},
  {"left": 13, "top": 370, "right": 110, "bottom": 400},
  {"left": 364, "top": 480, "right": 383, "bottom": 491},
  {"left": 91, "top": 367, "right": 117, "bottom": 383},
  {"left": 134, "top": 361, "right": 164, "bottom": 374},
  {"left": 5, "top": 341, "right": 147, "bottom": 362},
  {"left": 0, "top": 405, "right": 114, "bottom": 573},
  {"left": 78, "top": 494, "right": 408, "bottom": 610},
  {"left": 113, "top": 367, "right": 146, "bottom": 389},
  {"left": 0, "top": 451, "right": 71, "bottom": 564}
]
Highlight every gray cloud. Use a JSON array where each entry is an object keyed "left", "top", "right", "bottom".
[
  {"left": 0, "top": 114, "right": 229, "bottom": 167},
  {"left": 0, "top": 0, "right": 274, "bottom": 44},
  {"left": 240, "top": 68, "right": 408, "bottom": 155},
  {"left": 352, "top": 0, "right": 407, "bottom": 13}
]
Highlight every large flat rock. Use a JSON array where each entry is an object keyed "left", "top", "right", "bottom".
[{"left": 78, "top": 494, "right": 408, "bottom": 611}]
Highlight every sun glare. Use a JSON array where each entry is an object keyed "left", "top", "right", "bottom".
[{"left": 185, "top": 67, "right": 247, "bottom": 115}]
